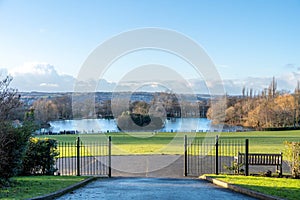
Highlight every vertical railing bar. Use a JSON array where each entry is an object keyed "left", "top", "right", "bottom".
[
  {"left": 92, "top": 141, "right": 94, "bottom": 175},
  {"left": 102, "top": 140, "right": 104, "bottom": 175},
  {"left": 101, "top": 140, "right": 103, "bottom": 175},
  {"left": 80, "top": 141, "right": 83, "bottom": 176},
  {"left": 98, "top": 141, "right": 100, "bottom": 175},
  {"left": 83, "top": 141, "right": 85, "bottom": 176},
  {"left": 104, "top": 139, "right": 107, "bottom": 175},
  {"left": 219, "top": 138, "right": 222, "bottom": 174},
  {"left": 108, "top": 136, "right": 112, "bottom": 177},
  {"left": 100, "top": 140, "right": 102, "bottom": 175},
  {"left": 197, "top": 139, "right": 200, "bottom": 175},
  {"left": 97, "top": 141, "right": 99, "bottom": 175},
  {"left": 72, "top": 141, "right": 74, "bottom": 176},
  {"left": 210, "top": 137, "right": 212, "bottom": 174},
  {"left": 60, "top": 142, "right": 63, "bottom": 176},
  {"left": 191, "top": 138, "right": 193, "bottom": 175},
  {"left": 89, "top": 142, "right": 92, "bottom": 175},
  {"left": 201, "top": 138, "right": 203, "bottom": 175},
  {"left": 184, "top": 135, "right": 188, "bottom": 176},
  {"left": 215, "top": 135, "right": 219, "bottom": 175},
  {"left": 67, "top": 142, "right": 70, "bottom": 175},
  {"left": 64, "top": 142, "right": 67, "bottom": 175},
  {"left": 245, "top": 139, "right": 249, "bottom": 176},
  {"left": 95, "top": 141, "right": 98, "bottom": 175},
  {"left": 77, "top": 137, "right": 80, "bottom": 176},
  {"left": 192, "top": 140, "right": 197, "bottom": 174},
  {"left": 87, "top": 142, "right": 90, "bottom": 175},
  {"left": 70, "top": 142, "right": 72, "bottom": 176}
]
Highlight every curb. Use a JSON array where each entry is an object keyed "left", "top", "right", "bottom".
[
  {"left": 199, "top": 175, "right": 284, "bottom": 200},
  {"left": 29, "top": 177, "right": 98, "bottom": 200}
]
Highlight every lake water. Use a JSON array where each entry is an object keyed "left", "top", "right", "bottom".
[{"left": 48, "top": 118, "right": 213, "bottom": 133}]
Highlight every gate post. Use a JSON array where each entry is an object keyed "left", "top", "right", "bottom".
[
  {"left": 184, "top": 135, "right": 187, "bottom": 176},
  {"left": 215, "top": 135, "right": 219, "bottom": 175},
  {"left": 108, "top": 136, "right": 112, "bottom": 178},
  {"left": 76, "top": 137, "right": 80, "bottom": 176},
  {"left": 245, "top": 139, "right": 249, "bottom": 176}
]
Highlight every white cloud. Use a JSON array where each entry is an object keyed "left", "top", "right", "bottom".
[
  {"left": 4, "top": 62, "right": 300, "bottom": 94},
  {"left": 9, "top": 62, "right": 75, "bottom": 92},
  {"left": 10, "top": 62, "right": 56, "bottom": 76},
  {"left": 189, "top": 74, "right": 299, "bottom": 95},
  {"left": 39, "top": 83, "right": 59, "bottom": 87},
  {"left": 279, "top": 72, "right": 300, "bottom": 89}
]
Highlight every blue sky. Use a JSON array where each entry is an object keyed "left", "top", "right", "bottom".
[{"left": 0, "top": 0, "right": 299, "bottom": 93}]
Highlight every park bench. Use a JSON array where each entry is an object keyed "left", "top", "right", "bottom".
[{"left": 237, "top": 152, "right": 283, "bottom": 175}]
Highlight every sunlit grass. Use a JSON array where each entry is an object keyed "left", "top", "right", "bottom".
[
  {"left": 207, "top": 174, "right": 300, "bottom": 200},
  {"left": 0, "top": 176, "right": 88, "bottom": 200}
]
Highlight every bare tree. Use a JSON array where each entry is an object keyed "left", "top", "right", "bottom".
[
  {"left": 33, "top": 98, "right": 58, "bottom": 126},
  {"left": 0, "top": 76, "right": 22, "bottom": 121}
]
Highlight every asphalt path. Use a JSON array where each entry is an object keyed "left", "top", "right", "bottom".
[
  {"left": 56, "top": 177, "right": 256, "bottom": 200},
  {"left": 111, "top": 155, "right": 185, "bottom": 177}
]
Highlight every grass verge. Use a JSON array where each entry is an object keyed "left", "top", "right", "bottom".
[
  {"left": 0, "top": 176, "right": 89, "bottom": 200},
  {"left": 207, "top": 175, "right": 300, "bottom": 200}
]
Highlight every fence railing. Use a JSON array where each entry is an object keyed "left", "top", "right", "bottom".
[
  {"left": 56, "top": 136, "right": 111, "bottom": 177},
  {"left": 184, "top": 135, "right": 248, "bottom": 176}
]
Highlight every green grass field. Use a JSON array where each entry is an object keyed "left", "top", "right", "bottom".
[
  {"left": 207, "top": 175, "right": 300, "bottom": 200},
  {"left": 0, "top": 176, "right": 88, "bottom": 200},
  {"left": 38, "top": 130, "right": 300, "bottom": 156}
]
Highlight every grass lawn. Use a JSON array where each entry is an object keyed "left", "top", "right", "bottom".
[
  {"left": 207, "top": 175, "right": 300, "bottom": 200},
  {"left": 38, "top": 130, "right": 300, "bottom": 156},
  {"left": 0, "top": 176, "right": 89, "bottom": 200}
]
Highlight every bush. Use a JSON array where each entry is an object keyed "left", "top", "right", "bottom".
[
  {"left": 21, "top": 137, "right": 59, "bottom": 175},
  {"left": 223, "top": 160, "right": 244, "bottom": 174},
  {"left": 284, "top": 141, "right": 300, "bottom": 178},
  {"left": 0, "top": 122, "right": 32, "bottom": 185},
  {"left": 117, "top": 113, "right": 164, "bottom": 131}
]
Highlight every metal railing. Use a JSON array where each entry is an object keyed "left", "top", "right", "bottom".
[
  {"left": 184, "top": 135, "right": 247, "bottom": 176},
  {"left": 56, "top": 136, "right": 111, "bottom": 177}
]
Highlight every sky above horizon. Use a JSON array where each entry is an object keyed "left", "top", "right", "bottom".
[{"left": 0, "top": 0, "right": 300, "bottom": 94}]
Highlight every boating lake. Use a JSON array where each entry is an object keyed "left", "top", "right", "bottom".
[
  {"left": 47, "top": 118, "right": 214, "bottom": 133},
  {"left": 45, "top": 117, "right": 248, "bottom": 134}
]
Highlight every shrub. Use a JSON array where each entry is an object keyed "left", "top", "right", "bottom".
[
  {"left": 284, "top": 141, "right": 300, "bottom": 178},
  {"left": 0, "top": 122, "right": 32, "bottom": 185},
  {"left": 21, "top": 138, "right": 59, "bottom": 175},
  {"left": 117, "top": 112, "right": 164, "bottom": 131},
  {"left": 223, "top": 160, "right": 244, "bottom": 174}
]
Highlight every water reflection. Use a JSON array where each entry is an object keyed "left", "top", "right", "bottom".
[{"left": 47, "top": 118, "right": 212, "bottom": 133}]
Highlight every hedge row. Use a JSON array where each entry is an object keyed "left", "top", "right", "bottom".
[{"left": 0, "top": 122, "right": 58, "bottom": 187}]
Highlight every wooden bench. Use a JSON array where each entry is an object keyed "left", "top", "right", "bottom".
[{"left": 237, "top": 152, "right": 283, "bottom": 175}]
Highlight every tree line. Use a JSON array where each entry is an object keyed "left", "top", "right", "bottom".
[
  {"left": 31, "top": 92, "right": 210, "bottom": 128},
  {"left": 27, "top": 77, "right": 300, "bottom": 130},
  {"left": 207, "top": 77, "right": 300, "bottom": 129}
]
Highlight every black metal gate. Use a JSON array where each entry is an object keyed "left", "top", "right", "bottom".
[
  {"left": 184, "top": 135, "right": 247, "bottom": 176},
  {"left": 56, "top": 136, "right": 111, "bottom": 177}
]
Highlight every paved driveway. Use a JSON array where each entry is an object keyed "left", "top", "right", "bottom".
[{"left": 56, "top": 177, "right": 256, "bottom": 200}]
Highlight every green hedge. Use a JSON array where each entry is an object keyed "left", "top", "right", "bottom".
[
  {"left": 0, "top": 122, "right": 32, "bottom": 186},
  {"left": 21, "top": 138, "right": 59, "bottom": 175}
]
